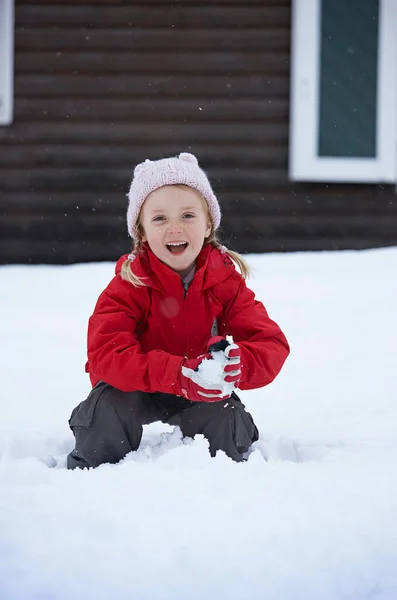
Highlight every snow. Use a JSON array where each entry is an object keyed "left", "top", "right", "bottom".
[
  {"left": 198, "top": 349, "right": 227, "bottom": 381},
  {"left": 194, "top": 350, "right": 235, "bottom": 396},
  {"left": 1, "top": 247, "right": 397, "bottom": 600}
]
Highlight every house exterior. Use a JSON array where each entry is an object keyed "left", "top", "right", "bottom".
[{"left": 1, "top": 0, "right": 397, "bottom": 264}]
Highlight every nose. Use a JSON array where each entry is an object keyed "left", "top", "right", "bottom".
[{"left": 167, "top": 219, "right": 183, "bottom": 234}]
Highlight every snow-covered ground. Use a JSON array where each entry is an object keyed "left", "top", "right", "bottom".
[{"left": 1, "top": 248, "right": 397, "bottom": 600}]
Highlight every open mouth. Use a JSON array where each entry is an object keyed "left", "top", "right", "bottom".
[{"left": 166, "top": 242, "right": 188, "bottom": 254}]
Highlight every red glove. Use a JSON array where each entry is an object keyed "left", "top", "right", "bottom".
[
  {"left": 177, "top": 352, "right": 230, "bottom": 402},
  {"left": 207, "top": 337, "right": 242, "bottom": 388}
]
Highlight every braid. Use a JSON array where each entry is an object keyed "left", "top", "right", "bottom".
[
  {"left": 207, "top": 236, "right": 251, "bottom": 279},
  {"left": 120, "top": 224, "right": 147, "bottom": 286}
]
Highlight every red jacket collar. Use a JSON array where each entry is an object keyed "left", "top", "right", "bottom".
[{"left": 115, "top": 244, "right": 235, "bottom": 291}]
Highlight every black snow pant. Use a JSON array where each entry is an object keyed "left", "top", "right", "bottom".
[{"left": 66, "top": 381, "right": 259, "bottom": 469}]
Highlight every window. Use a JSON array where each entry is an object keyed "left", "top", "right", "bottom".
[
  {"left": 289, "top": 0, "right": 397, "bottom": 182},
  {"left": 0, "top": 0, "right": 14, "bottom": 125}
]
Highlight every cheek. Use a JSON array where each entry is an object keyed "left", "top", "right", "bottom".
[
  {"left": 191, "top": 217, "right": 211, "bottom": 237},
  {"left": 147, "top": 228, "right": 164, "bottom": 246},
  {"left": 141, "top": 222, "right": 157, "bottom": 241}
]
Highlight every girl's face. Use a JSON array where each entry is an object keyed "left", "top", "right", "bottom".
[{"left": 140, "top": 185, "right": 212, "bottom": 276}]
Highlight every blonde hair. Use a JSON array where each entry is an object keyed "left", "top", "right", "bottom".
[{"left": 120, "top": 186, "right": 251, "bottom": 286}]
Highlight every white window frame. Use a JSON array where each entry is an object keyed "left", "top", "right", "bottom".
[
  {"left": 289, "top": 0, "right": 397, "bottom": 183},
  {"left": 0, "top": 0, "right": 14, "bottom": 125}
]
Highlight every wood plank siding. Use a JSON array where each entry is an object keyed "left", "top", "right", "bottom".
[{"left": 1, "top": 0, "right": 397, "bottom": 264}]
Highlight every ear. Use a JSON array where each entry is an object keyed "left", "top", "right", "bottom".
[
  {"left": 141, "top": 229, "right": 147, "bottom": 242},
  {"left": 205, "top": 218, "right": 212, "bottom": 238}
]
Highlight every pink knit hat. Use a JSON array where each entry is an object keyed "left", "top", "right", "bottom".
[{"left": 127, "top": 152, "right": 221, "bottom": 237}]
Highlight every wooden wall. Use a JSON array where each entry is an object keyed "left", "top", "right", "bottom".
[{"left": 1, "top": 0, "right": 397, "bottom": 264}]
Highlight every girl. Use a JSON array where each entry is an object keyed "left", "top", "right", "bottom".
[{"left": 67, "top": 153, "right": 289, "bottom": 469}]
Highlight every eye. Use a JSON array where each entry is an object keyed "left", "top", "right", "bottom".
[
  {"left": 153, "top": 216, "right": 165, "bottom": 222},
  {"left": 183, "top": 213, "right": 195, "bottom": 219}
]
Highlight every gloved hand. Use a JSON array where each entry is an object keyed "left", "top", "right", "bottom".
[
  {"left": 178, "top": 352, "right": 230, "bottom": 402},
  {"left": 177, "top": 338, "right": 242, "bottom": 402},
  {"left": 207, "top": 336, "right": 242, "bottom": 388}
]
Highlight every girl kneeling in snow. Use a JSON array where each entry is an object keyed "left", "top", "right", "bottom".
[{"left": 67, "top": 153, "right": 289, "bottom": 469}]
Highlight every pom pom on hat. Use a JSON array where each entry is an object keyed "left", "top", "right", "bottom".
[
  {"left": 178, "top": 152, "right": 198, "bottom": 165},
  {"left": 134, "top": 160, "right": 150, "bottom": 176},
  {"left": 126, "top": 152, "right": 221, "bottom": 238}
]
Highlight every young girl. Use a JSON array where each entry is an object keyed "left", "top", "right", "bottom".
[{"left": 67, "top": 152, "right": 289, "bottom": 469}]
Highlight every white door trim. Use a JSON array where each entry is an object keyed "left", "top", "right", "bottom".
[
  {"left": 289, "top": 0, "right": 397, "bottom": 183},
  {"left": 0, "top": 0, "right": 14, "bottom": 125}
]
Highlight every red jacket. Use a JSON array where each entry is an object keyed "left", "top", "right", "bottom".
[{"left": 86, "top": 245, "right": 289, "bottom": 394}]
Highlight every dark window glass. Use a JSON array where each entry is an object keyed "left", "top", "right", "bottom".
[{"left": 318, "top": 0, "right": 379, "bottom": 158}]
